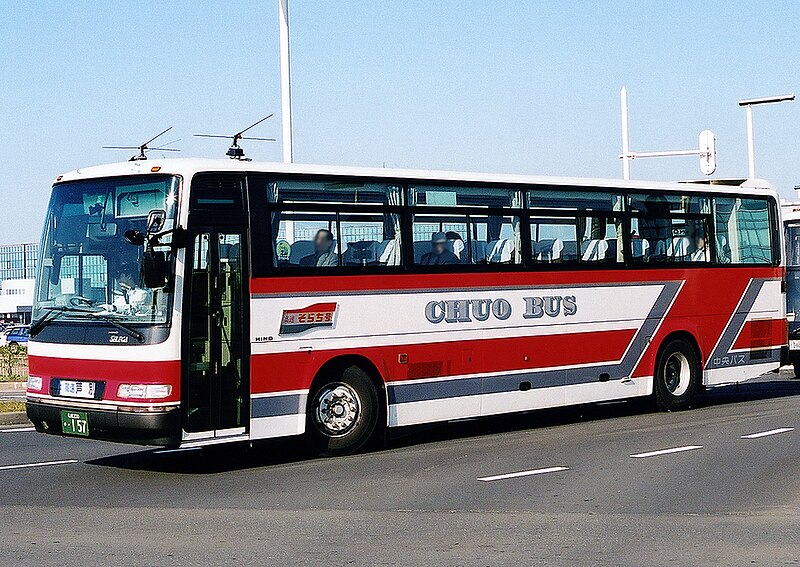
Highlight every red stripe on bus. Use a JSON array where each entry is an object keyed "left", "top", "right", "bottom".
[
  {"left": 250, "top": 328, "right": 637, "bottom": 393},
  {"left": 250, "top": 266, "right": 782, "bottom": 296}
]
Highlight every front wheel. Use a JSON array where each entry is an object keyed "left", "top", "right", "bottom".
[
  {"left": 654, "top": 338, "right": 700, "bottom": 411},
  {"left": 307, "top": 365, "right": 380, "bottom": 457}
]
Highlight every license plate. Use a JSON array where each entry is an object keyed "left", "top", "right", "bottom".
[
  {"left": 60, "top": 410, "right": 89, "bottom": 436},
  {"left": 790, "top": 340, "right": 800, "bottom": 351},
  {"left": 58, "top": 380, "right": 96, "bottom": 399}
]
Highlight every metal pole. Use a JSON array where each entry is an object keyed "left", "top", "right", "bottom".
[
  {"left": 745, "top": 104, "right": 755, "bottom": 179},
  {"left": 620, "top": 86, "right": 631, "bottom": 180},
  {"left": 279, "top": 0, "right": 293, "bottom": 164}
]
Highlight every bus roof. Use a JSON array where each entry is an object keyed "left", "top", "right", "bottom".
[{"left": 54, "top": 158, "right": 779, "bottom": 198}]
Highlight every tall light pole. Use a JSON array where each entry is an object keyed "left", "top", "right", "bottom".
[
  {"left": 620, "top": 86, "right": 631, "bottom": 180},
  {"left": 619, "top": 86, "right": 717, "bottom": 179},
  {"left": 279, "top": 0, "right": 293, "bottom": 164},
  {"left": 738, "top": 94, "right": 794, "bottom": 179}
]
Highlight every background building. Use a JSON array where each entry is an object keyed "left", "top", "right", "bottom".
[{"left": 0, "top": 242, "right": 38, "bottom": 323}]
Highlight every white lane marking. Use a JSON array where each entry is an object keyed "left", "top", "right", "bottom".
[
  {"left": 741, "top": 427, "right": 794, "bottom": 439},
  {"left": 0, "top": 459, "right": 78, "bottom": 472},
  {"left": 478, "top": 466, "right": 569, "bottom": 482},
  {"left": 630, "top": 445, "right": 703, "bottom": 458},
  {"left": 0, "top": 427, "right": 35, "bottom": 433}
]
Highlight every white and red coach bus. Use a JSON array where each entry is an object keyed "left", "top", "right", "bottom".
[{"left": 26, "top": 160, "right": 786, "bottom": 454}]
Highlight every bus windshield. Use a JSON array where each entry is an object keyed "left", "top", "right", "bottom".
[{"left": 33, "top": 175, "right": 180, "bottom": 326}]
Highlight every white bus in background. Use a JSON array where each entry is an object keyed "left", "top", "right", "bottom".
[{"left": 782, "top": 200, "right": 800, "bottom": 375}]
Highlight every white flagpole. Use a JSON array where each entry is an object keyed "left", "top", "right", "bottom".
[{"left": 279, "top": 0, "right": 293, "bottom": 163}]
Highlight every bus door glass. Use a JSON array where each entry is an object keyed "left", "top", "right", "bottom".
[{"left": 184, "top": 229, "right": 248, "bottom": 435}]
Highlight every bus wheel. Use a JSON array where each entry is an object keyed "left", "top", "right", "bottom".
[
  {"left": 307, "top": 365, "right": 379, "bottom": 457},
  {"left": 654, "top": 338, "right": 699, "bottom": 412}
]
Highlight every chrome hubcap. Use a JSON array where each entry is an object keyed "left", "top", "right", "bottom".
[
  {"left": 664, "top": 352, "right": 691, "bottom": 396},
  {"left": 313, "top": 383, "right": 361, "bottom": 436}
]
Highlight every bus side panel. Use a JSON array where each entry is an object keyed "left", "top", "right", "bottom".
[{"left": 248, "top": 267, "right": 785, "bottom": 440}]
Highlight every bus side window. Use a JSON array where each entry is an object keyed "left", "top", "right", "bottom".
[
  {"left": 469, "top": 215, "right": 521, "bottom": 265},
  {"left": 340, "top": 213, "right": 402, "bottom": 267},
  {"left": 273, "top": 211, "right": 340, "bottom": 268},
  {"left": 412, "top": 215, "right": 468, "bottom": 266},
  {"left": 530, "top": 217, "right": 576, "bottom": 263},
  {"left": 714, "top": 197, "right": 773, "bottom": 265},
  {"left": 579, "top": 217, "right": 622, "bottom": 263}
]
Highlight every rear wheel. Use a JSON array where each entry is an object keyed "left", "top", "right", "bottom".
[
  {"left": 793, "top": 362, "right": 800, "bottom": 379},
  {"left": 307, "top": 365, "right": 380, "bottom": 457},
  {"left": 654, "top": 338, "right": 699, "bottom": 411}
]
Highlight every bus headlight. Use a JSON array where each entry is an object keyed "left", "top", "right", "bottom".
[
  {"left": 27, "top": 376, "right": 43, "bottom": 391},
  {"left": 117, "top": 384, "right": 173, "bottom": 399}
]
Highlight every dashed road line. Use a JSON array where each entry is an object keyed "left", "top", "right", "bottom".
[
  {"left": 630, "top": 445, "right": 703, "bottom": 458},
  {"left": 0, "top": 459, "right": 78, "bottom": 472},
  {"left": 478, "top": 466, "right": 569, "bottom": 482},
  {"left": 0, "top": 427, "right": 36, "bottom": 433},
  {"left": 741, "top": 427, "right": 794, "bottom": 439}
]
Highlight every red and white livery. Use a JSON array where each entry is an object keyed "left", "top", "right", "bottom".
[{"left": 26, "top": 160, "right": 786, "bottom": 454}]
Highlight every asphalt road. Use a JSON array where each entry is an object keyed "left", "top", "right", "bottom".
[{"left": 1, "top": 373, "right": 799, "bottom": 566}]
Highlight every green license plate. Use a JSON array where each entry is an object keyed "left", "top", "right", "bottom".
[{"left": 60, "top": 410, "right": 89, "bottom": 436}]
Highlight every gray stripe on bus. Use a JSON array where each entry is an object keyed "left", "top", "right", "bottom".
[
  {"left": 705, "top": 278, "right": 778, "bottom": 370},
  {"left": 251, "top": 393, "right": 306, "bottom": 418}
]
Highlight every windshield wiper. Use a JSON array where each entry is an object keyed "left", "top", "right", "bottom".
[
  {"left": 30, "top": 305, "right": 145, "bottom": 343},
  {"left": 30, "top": 305, "right": 96, "bottom": 336},
  {"left": 90, "top": 313, "right": 145, "bottom": 343}
]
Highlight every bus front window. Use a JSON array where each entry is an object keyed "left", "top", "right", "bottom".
[{"left": 33, "top": 175, "right": 180, "bottom": 326}]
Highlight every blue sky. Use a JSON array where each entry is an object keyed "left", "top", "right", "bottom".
[{"left": 1, "top": 1, "right": 799, "bottom": 244}]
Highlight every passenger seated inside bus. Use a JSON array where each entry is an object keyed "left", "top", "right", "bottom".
[
  {"left": 419, "top": 232, "right": 460, "bottom": 265},
  {"left": 299, "top": 229, "right": 338, "bottom": 267},
  {"left": 690, "top": 235, "right": 709, "bottom": 262}
]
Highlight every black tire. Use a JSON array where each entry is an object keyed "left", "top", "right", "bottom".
[
  {"left": 793, "top": 362, "right": 800, "bottom": 379},
  {"left": 654, "top": 337, "right": 700, "bottom": 411},
  {"left": 307, "top": 364, "right": 380, "bottom": 457}
]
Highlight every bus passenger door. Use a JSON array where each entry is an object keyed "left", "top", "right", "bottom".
[{"left": 183, "top": 229, "right": 249, "bottom": 438}]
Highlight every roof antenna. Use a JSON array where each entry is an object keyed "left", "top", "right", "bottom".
[
  {"left": 194, "top": 114, "right": 276, "bottom": 161},
  {"left": 103, "top": 127, "right": 181, "bottom": 161}
]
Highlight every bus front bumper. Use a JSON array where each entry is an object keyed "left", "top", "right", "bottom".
[{"left": 26, "top": 399, "right": 181, "bottom": 447}]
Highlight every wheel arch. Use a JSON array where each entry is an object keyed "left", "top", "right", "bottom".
[
  {"left": 654, "top": 330, "right": 704, "bottom": 380},
  {"left": 307, "top": 354, "right": 389, "bottom": 426}
]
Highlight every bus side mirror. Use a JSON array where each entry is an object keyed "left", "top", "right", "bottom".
[
  {"left": 147, "top": 210, "right": 166, "bottom": 233},
  {"left": 125, "top": 227, "right": 187, "bottom": 249},
  {"left": 142, "top": 250, "right": 167, "bottom": 289}
]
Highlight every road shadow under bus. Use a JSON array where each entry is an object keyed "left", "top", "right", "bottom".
[{"left": 86, "top": 373, "right": 800, "bottom": 475}]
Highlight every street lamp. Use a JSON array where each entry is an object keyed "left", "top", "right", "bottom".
[{"left": 738, "top": 94, "right": 794, "bottom": 179}]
